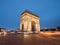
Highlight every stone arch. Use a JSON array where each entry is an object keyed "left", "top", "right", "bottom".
[
  {"left": 22, "top": 24, "right": 24, "bottom": 32},
  {"left": 31, "top": 21, "right": 36, "bottom": 32}
]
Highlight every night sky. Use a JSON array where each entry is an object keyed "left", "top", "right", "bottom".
[{"left": 0, "top": 0, "right": 60, "bottom": 30}]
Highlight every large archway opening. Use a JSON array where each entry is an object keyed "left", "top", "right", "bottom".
[{"left": 31, "top": 21, "right": 36, "bottom": 32}]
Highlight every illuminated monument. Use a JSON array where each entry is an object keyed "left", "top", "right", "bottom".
[{"left": 20, "top": 10, "right": 40, "bottom": 33}]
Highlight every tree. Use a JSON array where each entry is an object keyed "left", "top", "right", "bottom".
[{"left": 57, "top": 27, "right": 60, "bottom": 31}]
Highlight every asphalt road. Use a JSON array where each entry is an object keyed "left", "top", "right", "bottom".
[{"left": 0, "top": 33, "right": 60, "bottom": 45}]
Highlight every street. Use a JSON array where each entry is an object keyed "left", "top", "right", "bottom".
[{"left": 0, "top": 33, "right": 60, "bottom": 45}]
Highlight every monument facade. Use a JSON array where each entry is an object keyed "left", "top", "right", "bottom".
[{"left": 20, "top": 10, "right": 40, "bottom": 33}]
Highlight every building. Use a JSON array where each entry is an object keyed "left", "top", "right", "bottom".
[
  {"left": 0, "top": 28, "right": 7, "bottom": 35},
  {"left": 0, "top": 28, "right": 6, "bottom": 32},
  {"left": 20, "top": 10, "right": 40, "bottom": 33}
]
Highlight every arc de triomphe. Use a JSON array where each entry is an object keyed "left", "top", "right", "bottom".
[{"left": 20, "top": 10, "right": 40, "bottom": 33}]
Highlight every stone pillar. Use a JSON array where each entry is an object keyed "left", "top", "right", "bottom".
[
  {"left": 20, "top": 23, "right": 22, "bottom": 31},
  {"left": 37, "top": 23, "right": 40, "bottom": 32},
  {"left": 35, "top": 23, "right": 40, "bottom": 32},
  {"left": 27, "top": 22, "right": 31, "bottom": 32},
  {"left": 24, "top": 22, "right": 28, "bottom": 31}
]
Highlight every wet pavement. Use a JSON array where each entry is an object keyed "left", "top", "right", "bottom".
[{"left": 0, "top": 33, "right": 60, "bottom": 45}]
